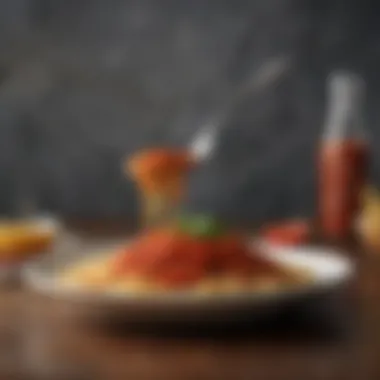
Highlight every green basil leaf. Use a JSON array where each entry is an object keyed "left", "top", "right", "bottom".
[{"left": 177, "top": 214, "right": 226, "bottom": 238}]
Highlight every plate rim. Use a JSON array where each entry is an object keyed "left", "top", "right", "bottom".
[{"left": 22, "top": 242, "right": 355, "bottom": 307}]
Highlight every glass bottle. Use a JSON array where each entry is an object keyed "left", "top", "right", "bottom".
[{"left": 318, "top": 71, "right": 369, "bottom": 240}]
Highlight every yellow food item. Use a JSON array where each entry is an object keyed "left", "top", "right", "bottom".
[
  {"left": 0, "top": 222, "right": 55, "bottom": 261},
  {"left": 59, "top": 254, "right": 308, "bottom": 295},
  {"left": 357, "top": 186, "right": 380, "bottom": 252}
]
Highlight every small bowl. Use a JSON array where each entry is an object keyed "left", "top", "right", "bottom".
[{"left": 0, "top": 215, "right": 61, "bottom": 284}]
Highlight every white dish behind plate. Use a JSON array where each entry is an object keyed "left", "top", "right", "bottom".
[{"left": 23, "top": 241, "right": 355, "bottom": 322}]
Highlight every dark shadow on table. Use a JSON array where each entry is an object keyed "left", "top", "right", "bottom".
[{"left": 84, "top": 293, "right": 356, "bottom": 345}]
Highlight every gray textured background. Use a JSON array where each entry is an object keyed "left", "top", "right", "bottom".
[{"left": 0, "top": 0, "right": 379, "bottom": 223}]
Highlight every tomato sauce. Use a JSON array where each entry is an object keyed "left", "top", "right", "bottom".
[
  {"left": 127, "top": 148, "right": 195, "bottom": 194},
  {"left": 112, "top": 228, "right": 284, "bottom": 287},
  {"left": 318, "top": 140, "right": 368, "bottom": 240},
  {"left": 261, "top": 221, "right": 310, "bottom": 246}
]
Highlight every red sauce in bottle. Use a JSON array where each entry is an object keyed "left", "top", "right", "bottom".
[
  {"left": 318, "top": 71, "right": 369, "bottom": 240},
  {"left": 318, "top": 140, "right": 368, "bottom": 239}
]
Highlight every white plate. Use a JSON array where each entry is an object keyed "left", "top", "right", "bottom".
[{"left": 22, "top": 242, "right": 354, "bottom": 321}]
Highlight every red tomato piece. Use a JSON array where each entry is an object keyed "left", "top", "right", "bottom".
[{"left": 261, "top": 221, "right": 310, "bottom": 246}]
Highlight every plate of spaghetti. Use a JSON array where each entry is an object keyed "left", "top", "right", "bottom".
[{"left": 23, "top": 214, "right": 353, "bottom": 321}]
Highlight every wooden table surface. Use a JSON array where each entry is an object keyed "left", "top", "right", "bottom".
[{"left": 0, "top": 224, "right": 379, "bottom": 380}]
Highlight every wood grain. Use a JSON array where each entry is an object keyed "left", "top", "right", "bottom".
[{"left": 0, "top": 225, "right": 377, "bottom": 380}]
